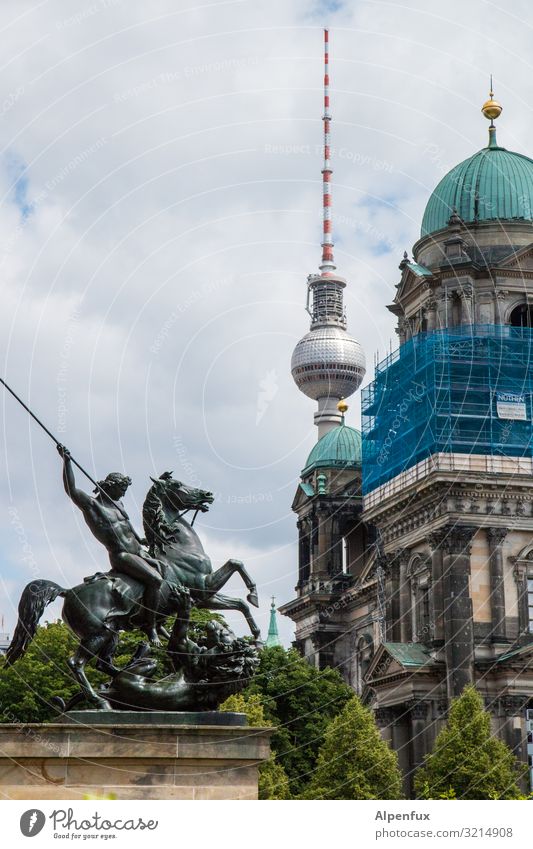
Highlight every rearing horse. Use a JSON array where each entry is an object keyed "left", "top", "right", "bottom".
[
  {"left": 5, "top": 473, "right": 260, "bottom": 709},
  {"left": 142, "top": 473, "right": 260, "bottom": 631}
]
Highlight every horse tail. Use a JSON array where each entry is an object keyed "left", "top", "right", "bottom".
[{"left": 4, "top": 579, "right": 66, "bottom": 666}]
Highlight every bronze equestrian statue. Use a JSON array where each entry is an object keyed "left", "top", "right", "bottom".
[{"left": 5, "top": 453, "right": 261, "bottom": 710}]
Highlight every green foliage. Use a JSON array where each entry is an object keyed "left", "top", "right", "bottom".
[
  {"left": 0, "top": 621, "right": 103, "bottom": 723},
  {"left": 220, "top": 691, "right": 291, "bottom": 800},
  {"left": 257, "top": 756, "right": 292, "bottom": 801},
  {"left": 243, "top": 646, "right": 353, "bottom": 796},
  {"left": 220, "top": 692, "right": 271, "bottom": 727},
  {"left": 305, "top": 697, "right": 403, "bottom": 800},
  {"left": 415, "top": 686, "right": 527, "bottom": 800}
]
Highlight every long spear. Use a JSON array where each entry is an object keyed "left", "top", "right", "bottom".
[{"left": 0, "top": 376, "right": 135, "bottom": 526}]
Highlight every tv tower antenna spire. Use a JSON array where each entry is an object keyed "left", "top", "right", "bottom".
[
  {"left": 320, "top": 27, "right": 335, "bottom": 275},
  {"left": 291, "top": 28, "right": 366, "bottom": 438}
]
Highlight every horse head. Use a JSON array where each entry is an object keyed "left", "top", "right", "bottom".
[{"left": 150, "top": 473, "right": 214, "bottom": 514}]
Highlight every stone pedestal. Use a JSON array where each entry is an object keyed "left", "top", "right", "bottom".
[{"left": 0, "top": 712, "right": 272, "bottom": 800}]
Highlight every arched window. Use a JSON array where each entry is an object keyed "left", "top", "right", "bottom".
[{"left": 510, "top": 303, "right": 533, "bottom": 328}]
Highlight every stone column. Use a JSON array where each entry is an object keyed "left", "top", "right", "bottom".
[
  {"left": 499, "top": 695, "right": 528, "bottom": 772},
  {"left": 375, "top": 707, "right": 394, "bottom": 744},
  {"left": 381, "top": 558, "right": 395, "bottom": 641},
  {"left": 494, "top": 290, "right": 508, "bottom": 325},
  {"left": 330, "top": 516, "right": 344, "bottom": 577},
  {"left": 486, "top": 528, "right": 508, "bottom": 642},
  {"left": 438, "top": 291, "right": 453, "bottom": 329},
  {"left": 387, "top": 551, "right": 403, "bottom": 642},
  {"left": 427, "top": 530, "right": 446, "bottom": 646},
  {"left": 460, "top": 285, "right": 474, "bottom": 325},
  {"left": 442, "top": 526, "right": 476, "bottom": 699},
  {"left": 396, "top": 317, "right": 407, "bottom": 346},
  {"left": 512, "top": 559, "right": 529, "bottom": 637},
  {"left": 297, "top": 519, "right": 311, "bottom": 586},
  {"left": 310, "top": 513, "right": 319, "bottom": 578},
  {"left": 425, "top": 299, "right": 438, "bottom": 332},
  {"left": 313, "top": 508, "right": 330, "bottom": 578},
  {"left": 396, "top": 549, "right": 412, "bottom": 642},
  {"left": 408, "top": 700, "right": 430, "bottom": 778}
]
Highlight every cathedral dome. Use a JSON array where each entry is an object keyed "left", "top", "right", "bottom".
[
  {"left": 421, "top": 136, "right": 533, "bottom": 237},
  {"left": 302, "top": 423, "right": 362, "bottom": 475}
]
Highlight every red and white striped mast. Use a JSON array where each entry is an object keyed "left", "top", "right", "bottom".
[{"left": 320, "top": 27, "right": 335, "bottom": 276}]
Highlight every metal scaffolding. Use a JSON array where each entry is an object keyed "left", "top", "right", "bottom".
[{"left": 362, "top": 324, "right": 533, "bottom": 494}]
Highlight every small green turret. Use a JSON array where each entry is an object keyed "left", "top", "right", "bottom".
[{"left": 266, "top": 597, "right": 281, "bottom": 648}]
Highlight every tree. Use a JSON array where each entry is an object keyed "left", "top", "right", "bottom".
[
  {"left": 220, "top": 692, "right": 291, "bottom": 799},
  {"left": 305, "top": 697, "right": 403, "bottom": 799},
  {"left": 244, "top": 646, "right": 353, "bottom": 796},
  {"left": 414, "top": 686, "right": 527, "bottom": 800},
  {"left": 0, "top": 621, "right": 96, "bottom": 723}
]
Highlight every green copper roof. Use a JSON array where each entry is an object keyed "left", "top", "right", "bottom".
[
  {"left": 421, "top": 129, "right": 533, "bottom": 237},
  {"left": 408, "top": 262, "right": 433, "bottom": 277},
  {"left": 266, "top": 598, "right": 281, "bottom": 648},
  {"left": 302, "top": 423, "right": 362, "bottom": 476},
  {"left": 383, "top": 642, "right": 434, "bottom": 668}
]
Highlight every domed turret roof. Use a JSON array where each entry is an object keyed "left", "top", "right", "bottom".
[
  {"left": 302, "top": 423, "right": 362, "bottom": 475},
  {"left": 421, "top": 129, "right": 533, "bottom": 237}
]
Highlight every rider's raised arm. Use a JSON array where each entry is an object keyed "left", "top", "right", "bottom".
[{"left": 57, "top": 445, "right": 93, "bottom": 511}]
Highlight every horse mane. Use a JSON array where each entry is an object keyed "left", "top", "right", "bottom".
[{"left": 142, "top": 476, "right": 180, "bottom": 556}]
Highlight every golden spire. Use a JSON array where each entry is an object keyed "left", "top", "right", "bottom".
[
  {"left": 481, "top": 75, "right": 502, "bottom": 124},
  {"left": 337, "top": 397, "right": 348, "bottom": 418}
]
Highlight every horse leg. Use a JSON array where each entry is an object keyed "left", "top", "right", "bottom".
[
  {"left": 67, "top": 635, "right": 111, "bottom": 710},
  {"left": 205, "top": 560, "right": 259, "bottom": 607},
  {"left": 95, "top": 630, "right": 120, "bottom": 677},
  {"left": 204, "top": 593, "right": 261, "bottom": 641}
]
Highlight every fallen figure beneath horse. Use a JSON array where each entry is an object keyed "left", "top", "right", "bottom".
[
  {"left": 5, "top": 453, "right": 261, "bottom": 710},
  {"left": 54, "top": 588, "right": 259, "bottom": 713}
]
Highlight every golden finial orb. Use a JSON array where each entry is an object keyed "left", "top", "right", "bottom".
[
  {"left": 482, "top": 78, "right": 502, "bottom": 122},
  {"left": 337, "top": 397, "right": 348, "bottom": 415}
]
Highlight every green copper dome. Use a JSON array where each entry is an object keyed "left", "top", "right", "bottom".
[
  {"left": 421, "top": 130, "right": 533, "bottom": 237},
  {"left": 302, "top": 424, "right": 362, "bottom": 475}
]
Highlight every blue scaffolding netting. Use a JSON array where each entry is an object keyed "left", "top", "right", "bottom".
[{"left": 361, "top": 325, "right": 533, "bottom": 494}]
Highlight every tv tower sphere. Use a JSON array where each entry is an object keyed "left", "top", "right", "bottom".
[{"left": 291, "top": 321, "right": 366, "bottom": 402}]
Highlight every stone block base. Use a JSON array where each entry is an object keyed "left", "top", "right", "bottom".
[{"left": 0, "top": 714, "right": 272, "bottom": 800}]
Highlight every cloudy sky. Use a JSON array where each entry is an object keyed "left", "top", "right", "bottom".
[{"left": 0, "top": 0, "right": 531, "bottom": 645}]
